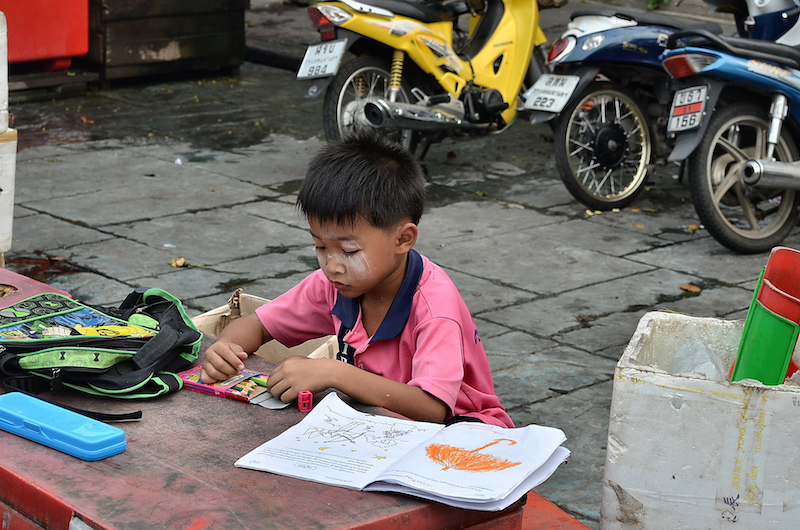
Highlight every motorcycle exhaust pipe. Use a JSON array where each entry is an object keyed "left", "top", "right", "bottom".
[
  {"left": 741, "top": 159, "right": 800, "bottom": 191},
  {"left": 364, "top": 100, "right": 471, "bottom": 132}
]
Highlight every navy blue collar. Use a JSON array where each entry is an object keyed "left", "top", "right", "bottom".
[{"left": 331, "top": 249, "right": 424, "bottom": 342}]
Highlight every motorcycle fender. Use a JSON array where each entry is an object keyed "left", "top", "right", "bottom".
[
  {"left": 530, "top": 111, "right": 557, "bottom": 124},
  {"left": 304, "top": 78, "right": 330, "bottom": 99},
  {"left": 568, "top": 66, "right": 603, "bottom": 102},
  {"left": 667, "top": 79, "right": 725, "bottom": 163}
]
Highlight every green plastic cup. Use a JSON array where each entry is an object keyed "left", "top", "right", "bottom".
[{"left": 730, "top": 297, "right": 799, "bottom": 385}]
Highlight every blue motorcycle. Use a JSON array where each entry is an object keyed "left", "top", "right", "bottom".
[
  {"left": 662, "top": 5, "right": 800, "bottom": 253},
  {"left": 526, "top": 8, "right": 723, "bottom": 209},
  {"left": 529, "top": 0, "right": 800, "bottom": 210}
]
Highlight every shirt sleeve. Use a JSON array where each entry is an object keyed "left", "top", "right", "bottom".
[
  {"left": 405, "top": 317, "right": 465, "bottom": 416},
  {"left": 255, "top": 270, "right": 337, "bottom": 348}
]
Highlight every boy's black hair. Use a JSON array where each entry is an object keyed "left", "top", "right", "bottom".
[{"left": 297, "top": 132, "right": 426, "bottom": 228}]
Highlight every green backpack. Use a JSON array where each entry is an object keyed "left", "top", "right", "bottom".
[{"left": 0, "top": 287, "right": 202, "bottom": 400}]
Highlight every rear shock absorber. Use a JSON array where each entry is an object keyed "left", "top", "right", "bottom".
[
  {"left": 767, "top": 93, "right": 788, "bottom": 161},
  {"left": 354, "top": 72, "right": 367, "bottom": 98},
  {"left": 388, "top": 49, "right": 404, "bottom": 103}
]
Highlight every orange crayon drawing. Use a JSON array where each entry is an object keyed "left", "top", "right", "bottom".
[{"left": 425, "top": 438, "right": 521, "bottom": 472}]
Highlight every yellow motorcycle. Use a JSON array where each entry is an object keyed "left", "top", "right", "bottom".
[{"left": 297, "top": 0, "right": 562, "bottom": 157}]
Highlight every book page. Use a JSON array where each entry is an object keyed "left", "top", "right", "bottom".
[
  {"left": 370, "top": 446, "right": 570, "bottom": 511},
  {"left": 235, "top": 393, "right": 443, "bottom": 489},
  {"left": 368, "top": 420, "right": 567, "bottom": 504}
]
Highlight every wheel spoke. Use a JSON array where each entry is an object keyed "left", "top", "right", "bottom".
[
  {"left": 577, "top": 162, "right": 602, "bottom": 177},
  {"left": 568, "top": 137, "right": 593, "bottom": 157},
  {"left": 716, "top": 135, "right": 750, "bottom": 163},
  {"left": 625, "top": 125, "right": 642, "bottom": 140},
  {"left": 597, "top": 98, "right": 606, "bottom": 123},
  {"left": 601, "top": 169, "right": 614, "bottom": 194},
  {"left": 574, "top": 114, "right": 597, "bottom": 136},
  {"left": 369, "top": 74, "right": 383, "bottom": 97},
  {"left": 711, "top": 168, "right": 739, "bottom": 204},
  {"left": 732, "top": 183, "right": 761, "bottom": 231}
]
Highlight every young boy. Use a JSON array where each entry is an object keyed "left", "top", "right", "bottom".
[{"left": 201, "top": 133, "right": 513, "bottom": 428}]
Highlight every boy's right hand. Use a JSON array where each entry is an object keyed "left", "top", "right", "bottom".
[{"left": 200, "top": 341, "right": 249, "bottom": 383}]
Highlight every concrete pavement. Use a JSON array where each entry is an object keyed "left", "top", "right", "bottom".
[{"left": 6, "top": 1, "right": 791, "bottom": 527}]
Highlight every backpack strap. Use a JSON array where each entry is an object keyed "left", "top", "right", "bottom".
[
  {"left": 132, "top": 323, "right": 181, "bottom": 370},
  {"left": 2, "top": 376, "right": 143, "bottom": 423},
  {"left": 131, "top": 303, "right": 200, "bottom": 370}
]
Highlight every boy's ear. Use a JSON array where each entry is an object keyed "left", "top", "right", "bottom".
[{"left": 395, "top": 222, "right": 418, "bottom": 253}]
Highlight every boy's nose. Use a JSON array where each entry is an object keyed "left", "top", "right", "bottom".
[{"left": 322, "top": 254, "right": 346, "bottom": 275}]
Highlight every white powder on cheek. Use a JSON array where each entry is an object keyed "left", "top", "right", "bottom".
[{"left": 346, "top": 253, "right": 372, "bottom": 280}]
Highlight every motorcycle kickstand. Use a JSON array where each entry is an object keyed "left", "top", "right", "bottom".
[{"left": 417, "top": 137, "right": 432, "bottom": 161}]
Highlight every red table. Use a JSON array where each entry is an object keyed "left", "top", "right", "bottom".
[{"left": 0, "top": 355, "right": 585, "bottom": 529}]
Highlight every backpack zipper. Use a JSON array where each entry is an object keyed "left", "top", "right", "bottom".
[{"left": 51, "top": 367, "right": 63, "bottom": 393}]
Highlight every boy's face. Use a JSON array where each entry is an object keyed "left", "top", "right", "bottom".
[{"left": 309, "top": 216, "right": 407, "bottom": 300}]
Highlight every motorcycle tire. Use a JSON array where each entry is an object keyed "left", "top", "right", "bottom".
[
  {"left": 687, "top": 101, "right": 800, "bottom": 254},
  {"left": 553, "top": 82, "right": 651, "bottom": 211},
  {"left": 322, "top": 56, "right": 419, "bottom": 154}
]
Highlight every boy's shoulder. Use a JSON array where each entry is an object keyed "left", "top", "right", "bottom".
[
  {"left": 417, "top": 252, "right": 453, "bottom": 282},
  {"left": 415, "top": 253, "right": 469, "bottom": 307}
]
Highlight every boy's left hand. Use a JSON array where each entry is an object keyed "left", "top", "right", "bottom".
[{"left": 267, "top": 356, "right": 334, "bottom": 402}]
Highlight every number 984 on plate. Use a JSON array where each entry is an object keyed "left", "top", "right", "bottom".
[{"left": 297, "top": 39, "right": 348, "bottom": 80}]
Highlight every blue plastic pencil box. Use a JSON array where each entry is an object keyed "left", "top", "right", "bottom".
[{"left": 0, "top": 393, "right": 126, "bottom": 461}]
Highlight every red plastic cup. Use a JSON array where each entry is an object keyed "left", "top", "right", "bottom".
[{"left": 755, "top": 247, "right": 800, "bottom": 379}]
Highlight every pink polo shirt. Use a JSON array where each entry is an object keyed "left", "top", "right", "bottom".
[{"left": 256, "top": 250, "right": 513, "bottom": 428}]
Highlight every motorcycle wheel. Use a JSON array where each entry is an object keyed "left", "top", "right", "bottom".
[
  {"left": 554, "top": 82, "right": 651, "bottom": 210},
  {"left": 687, "top": 102, "right": 800, "bottom": 254},
  {"left": 323, "top": 56, "right": 418, "bottom": 153}
]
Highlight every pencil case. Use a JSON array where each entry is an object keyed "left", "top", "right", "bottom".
[{"left": 0, "top": 392, "right": 126, "bottom": 461}]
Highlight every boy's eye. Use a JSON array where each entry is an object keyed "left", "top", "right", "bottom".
[
  {"left": 315, "top": 246, "right": 326, "bottom": 252},
  {"left": 343, "top": 249, "right": 359, "bottom": 255}
]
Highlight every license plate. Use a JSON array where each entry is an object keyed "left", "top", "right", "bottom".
[
  {"left": 297, "top": 39, "right": 348, "bottom": 79},
  {"left": 523, "top": 74, "right": 581, "bottom": 113},
  {"left": 667, "top": 85, "right": 707, "bottom": 133}
]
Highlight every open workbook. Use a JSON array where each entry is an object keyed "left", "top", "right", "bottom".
[{"left": 235, "top": 393, "right": 569, "bottom": 511}]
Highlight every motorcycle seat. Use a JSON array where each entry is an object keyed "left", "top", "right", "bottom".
[
  {"left": 719, "top": 35, "right": 800, "bottom": 69},
  {"left": 670, "top": 29, "right": 800, "bottom": 69},
  {"left": 363, "top": 0, "right": 460, "bottom": 23},
  {"left": 571, "top": 8, "right": 723, "bottom": 35}
]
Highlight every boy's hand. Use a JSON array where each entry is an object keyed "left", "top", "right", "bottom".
[
  {"left": 200, "top": 341, "right": 249, "bottom": 383},
  {"left": 267, "top": 356, "right": 334, "bottom": 402},
  {"left": 268, "top": 355, "right": 448, "bottom": 422}
]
